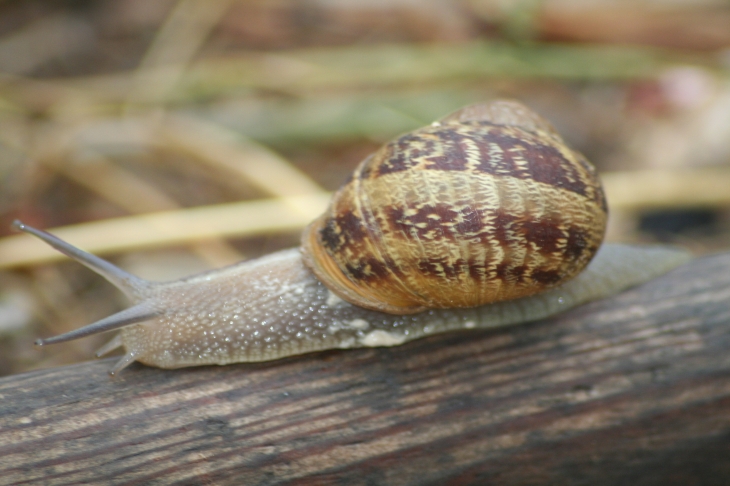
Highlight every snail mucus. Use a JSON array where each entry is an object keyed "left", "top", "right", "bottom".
[{"left": 16, "top": 100, "right": 690, "bottom": 375}]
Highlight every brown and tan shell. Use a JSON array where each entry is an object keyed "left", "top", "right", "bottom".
[{"left": 301, "top": 100, "right": 608, "bottom": 315}]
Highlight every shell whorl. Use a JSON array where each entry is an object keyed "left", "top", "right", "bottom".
[{"left": 302, "top": 100, "right": 608, "bottom": 314}]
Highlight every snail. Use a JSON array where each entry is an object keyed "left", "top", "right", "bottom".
[{"left": 15, "top": 100, "right": 690, "bottom": 375}]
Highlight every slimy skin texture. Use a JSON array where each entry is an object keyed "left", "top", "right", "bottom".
[
  {"left": 17, "top": 217, "right": 688, "bottom": 374},
  {"left": 119, "top": 245, "right": 689, "bottom": 370},
  {"left": 121, "top": 244, "right": 687, "bottom": 368}
]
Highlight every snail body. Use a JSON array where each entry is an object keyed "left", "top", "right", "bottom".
[{"left": 17, "top": 100, "right": 690, "bottom": 374}]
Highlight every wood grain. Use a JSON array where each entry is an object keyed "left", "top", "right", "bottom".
[{"left": 1, "top": 252, "right": 729, "bottom": 486}]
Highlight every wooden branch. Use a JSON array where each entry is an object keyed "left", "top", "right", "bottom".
[{"left": 1, "top": 252, "right": 729, "bottom": 485}]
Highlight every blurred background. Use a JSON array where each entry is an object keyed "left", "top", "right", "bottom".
[{"left": 0, "top": 0, "right": 729, "bottom": 375}]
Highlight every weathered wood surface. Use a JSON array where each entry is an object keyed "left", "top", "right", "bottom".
[{"left": 1, "top": 252, "right": 729, "bottom": 486}]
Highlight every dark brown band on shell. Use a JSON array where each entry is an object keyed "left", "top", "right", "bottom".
[{"left": 301, "top": 101, "right": 607, "bottom": 315}]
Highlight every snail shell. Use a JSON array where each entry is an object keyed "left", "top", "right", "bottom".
[
  {"left": 15, "top": 100, "right": 689, "bottom": 374},
  {"left": 302, "top": 100, "right": 607, "bottom": 314}
]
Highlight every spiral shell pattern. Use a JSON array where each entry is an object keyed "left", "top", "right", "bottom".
[{"left": 302, "top": 101, "right": 608, "bottom": 314}]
